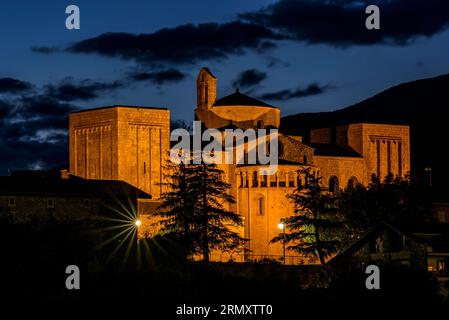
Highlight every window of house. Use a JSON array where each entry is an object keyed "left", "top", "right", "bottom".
[
  {"left": 8, "top": 197, "right": 16, "bottom": 207},
  {"left": 437, "top": 260, "right": 446, "bottom": 272},
  {"left": 47, "top": 198, "right": 55, "bottom": 208}
]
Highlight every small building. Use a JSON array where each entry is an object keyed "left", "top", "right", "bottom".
[
  {"left": 329, "top": 222, "right": 449, "bottom": 283},
  {"left": 0, "top": 170, "right": 153, "bottom": 225}
]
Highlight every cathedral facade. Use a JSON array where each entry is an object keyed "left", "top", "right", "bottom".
[{"left": 69, "top": 68, "right": 410, "bottom": 264}]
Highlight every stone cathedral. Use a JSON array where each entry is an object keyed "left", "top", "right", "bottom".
[{"left": 69, "top": 68, "right": 410, "bottom": 264}]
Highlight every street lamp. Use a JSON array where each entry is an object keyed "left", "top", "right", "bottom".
[
  {"left": 135, "top": 219, "right": 142, "bottom": 227},
  {"left": 278, "top": 222, "right": 286, "bottom": 265}
]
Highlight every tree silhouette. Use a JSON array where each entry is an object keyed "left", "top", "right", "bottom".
[
  {"left": 271, "top": 168, "right": 343, "bottom": 264},
  {"left": 340, "top": 173, "right": 434, "bottom": 238},
  {"left": 157, "top": 159, "right": 245, "bottom": 262},
  {"left": 156, "top": 161, "right": 197, "bottom": 258}
]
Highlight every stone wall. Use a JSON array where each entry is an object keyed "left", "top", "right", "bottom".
[
  {"left": 236, "top": 164, "right": 312, "bottom": 263},
  {"left": 314, "top": 156, "right": 366, "bottom": 189},
  {"left": 69, "top": 106, "right": 170, "bottom": 198},
  {"left": 310, "top": 123, "right": 411, "bottom": 184}
]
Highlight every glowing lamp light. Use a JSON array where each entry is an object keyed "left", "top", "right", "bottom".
[
  {"left": 278, "top": 223, "right": 284, "bottom": 230},
  {"left": 135, "top": 219, "right": 142, "bottom": 227}
]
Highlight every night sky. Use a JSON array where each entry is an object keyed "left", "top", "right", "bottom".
[{"left": 1, "top": 0, "right": 449, "bottom": 174}]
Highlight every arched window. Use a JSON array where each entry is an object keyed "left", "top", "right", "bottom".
[
  {"left": 329, "top": 176, "right": 339, "bottom": 193},
  {"left": 252, "top": 171, "right": 258, "bottom": 187},
  {"left": 303, "top": 155, "right": 308, "bottom": 165},
  {"left": 279, "top": 171, "right": 286, "bottom": 187},
  {"left": 288, "top": 172, "right": 295, "bottom": 187},
  {"left": 270, "top": 173, "right": 277, "bottom": 187},
  {"left": 261, "top": 174, "right": 268, "bottom": 187},
  {"left": 347, "top": 176, "right": 359, "bottom": 189}
]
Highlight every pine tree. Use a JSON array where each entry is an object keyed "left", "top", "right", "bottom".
[
  {"left": 189, "top": 162, "right": 245, "bottom": 262},
  {"left": 271, "top": 168, "right": 343, "bottom": 264},
  {"left": 157, "top": 159, "right": 245, "bottom": 262},
  {"left": 156, "top": 161, "right": 196, "bottom": 257}
]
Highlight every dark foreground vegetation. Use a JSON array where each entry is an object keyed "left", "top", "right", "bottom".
[{"left": 0, "top": 214, "right": 447, "bottom": 316}]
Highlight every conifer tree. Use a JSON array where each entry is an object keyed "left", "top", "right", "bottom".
[
  {"left": 157, "top": 158, "right": 245, "bottom": 262},
  {"left": 271, "top": 168, "right": 343, "bottom": 264},
  {"left": 156, "top": 161, "right": 196, "bottom": 256},
  {"left": 189, "top": 162, "right": 245, "bottom": 262}
]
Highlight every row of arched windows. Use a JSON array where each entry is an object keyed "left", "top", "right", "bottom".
[
  {"left": 238, "top": 172, "right": 358, "bottom": 192},
  {"left": 328, "top": 176, "right": 359, "bottom": 193},
  {"left": 239, "top": 171, "right": 304, "bottom": 188}
]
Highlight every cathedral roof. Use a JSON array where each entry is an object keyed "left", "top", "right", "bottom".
[
  {"left": 213, "top": 89, "right": 276, "bottom": 108},
  {"left": 71, "top": 105, "right": 168, "bottom": 114}
]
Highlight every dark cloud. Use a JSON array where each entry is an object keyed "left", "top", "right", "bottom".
[
  {"left": 0, "top": 77, "right": 32, "bottom": 94},
  {"left": 31, "top": 46, "right": 59, "bottom": 54},
  {"left": 45, "top": 79, "right": 124, "bottom": 101},
  {"left": 0, "top": 96, "right": 74, "bottom": 174},
  {"left": 241, "top": 0, "right": 449, "bottom": 47},
  {"left": 232, "top": 69, "right": 267, "bottom": 88},
  {"left": 259, "top": 83, "right": 331, "bottom": 101},
  {"left": 129, "top": 69, "right": 186, "bottom": 84},
  {"left": 66, "top": 21, "right": 282, "bottom": 64},
  {"left": 0, "top": 99, "right": 14, "bottom": 120},
  {"left": 32, "top": 0, "right": 449, "bottom": 70}
]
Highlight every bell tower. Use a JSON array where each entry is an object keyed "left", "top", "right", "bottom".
[{"left": 197, "top": 67, "right": 216, "bottom": 110}]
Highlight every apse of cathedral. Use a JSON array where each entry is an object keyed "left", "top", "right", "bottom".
[{"left": 69, "top": 68, "right": 410, "bottom": 263}]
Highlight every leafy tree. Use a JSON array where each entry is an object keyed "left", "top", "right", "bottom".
[
  {"left": 271, "top": 168, "right": 343, "bottom": 264},
  {"left": 340, "top": 173, "right": 434, "bottom": 238}
]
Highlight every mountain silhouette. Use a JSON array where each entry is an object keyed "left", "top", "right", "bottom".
[{"left": 281, "top": 73, "right": 449, "bottom": 200}]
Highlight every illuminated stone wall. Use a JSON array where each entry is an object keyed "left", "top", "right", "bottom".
[{"left": 69, "top": 106, "right": 170, "bottom": 198}]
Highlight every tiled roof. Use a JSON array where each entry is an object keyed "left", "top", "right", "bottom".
[
  {"left": 213, "top": 90, "right": 276, "bottom": 108},
  {"left": 0, "top": 175, "right": 151, "bottom": 199}
]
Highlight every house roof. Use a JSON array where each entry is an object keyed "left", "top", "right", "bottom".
[
  {"left": 0, "top": 174, "right": 151, "bottom": 199},
  {"left": 328, "top": 222, "right": 449, "bottom": 265},
  {"left": 308, "top": 143, "right": 362, "bottom": 158},
  {"left": 213, "top": 89, "right": 276, "bottom": 108}
]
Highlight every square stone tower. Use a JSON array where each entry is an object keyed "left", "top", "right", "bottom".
[{"left": 69, "top": 105, "right": 170, "bottom": 198}]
